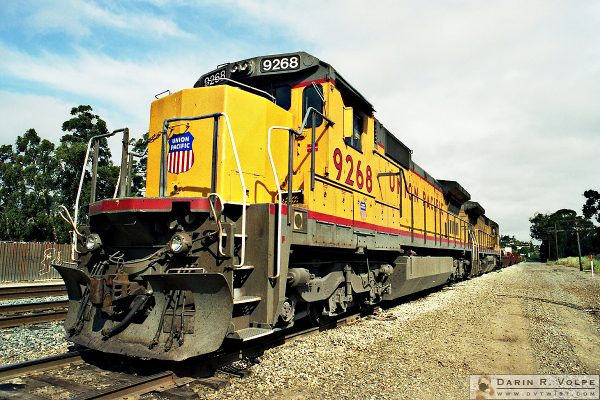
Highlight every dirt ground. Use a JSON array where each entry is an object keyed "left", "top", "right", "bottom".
[{"left": 205, "top": 262, "right": 600, "bottom": 399}]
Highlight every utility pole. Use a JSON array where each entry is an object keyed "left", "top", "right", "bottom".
[
  {"left": 575, "top": 226, "right": 583, "bottom": 272},
  {"left": 554, "top": 223, "right": 559, "bottom": 260}
]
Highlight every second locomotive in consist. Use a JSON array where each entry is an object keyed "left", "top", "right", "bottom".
[{"left": 54, "top": 51, "right": 501, "bottom": 361}]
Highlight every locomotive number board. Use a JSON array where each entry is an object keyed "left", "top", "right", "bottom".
[
  {"left": 203, "top": 68, "right": 226, "bottom": 86},
  {"left": 260, "top": 55, "right": 300, "bottom": 73}
]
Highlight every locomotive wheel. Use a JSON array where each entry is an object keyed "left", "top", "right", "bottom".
[
  {"left": 308, "top": 301, "right": 332, "bottom": 326},
  {"left": 357, "top": 295, "right": 373, "bottom": 315}
]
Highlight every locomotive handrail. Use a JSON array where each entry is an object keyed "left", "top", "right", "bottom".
[
  {"left": 469, "top": 227, "right": 479, "bottom": 275},
  {"left": 159, "top": 113, "right": 221, "bottom": 196},
  {"left": 221, "top": 113, "right": 247, "bottom": 267},
  {"left": 373, "top": 151, "right": 471, "bottom": 221},
  {"left": 112, "top": 128, "right": 130, "bottom": 199},
  {"left": 125, "top": 148, "right": 147, "bottom": 197},
  {"left": 378, "top": 166, "right": 472, "bottom": 247},
  {"left": 267, "top": 125, "right": 300, "bottom": 280},
  {"left": 297, "top": 107, "right": 334, "bottom": 191},
  {"left": 159, "top": 112, "right": 248, "bottom": 268},
  {"left": 71, "top": 130, "right": 119, "bottom": 260},
  {"left": 111, "top": 148, "right": 141, "bottom": 199}
]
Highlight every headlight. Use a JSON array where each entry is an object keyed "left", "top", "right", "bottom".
[
  {"left": 86, "top": 233, "right": 102, "bottom": 252},
  {"left": 168, "top": 232, "right": 191, "bottom": 254}
]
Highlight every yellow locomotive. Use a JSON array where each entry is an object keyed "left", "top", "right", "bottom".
[{"left": 54, "top": 52, "right": 500, "bottom": 361}]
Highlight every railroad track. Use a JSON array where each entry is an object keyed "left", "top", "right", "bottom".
[
  {"left": 0, "top": 351, "right": 84, "bottom": 381},
  {"left": 73, "top": 371, "right": 176, "bottom": 400},
  {"left": 0, "top": 312, "right": 365, "bottom": 399},
  {"left": 0, "top": 350, "right": 178, "bottom": 399},
  {"left": 0, "top": 300, "right": 68, "bottom": 328},
  {"left": 0, "top": 283, "right": 66, "bottom": 300}
]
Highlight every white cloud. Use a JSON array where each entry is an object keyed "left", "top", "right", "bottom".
[
  {"left": 0, "top": 42, "right": 204, "bottom": 133},
  {"left": 0, "top": 38, "right": 244, "bottom": 156},
  {"left": 3, "top": 1, "right": 600, "bottom": 240},
  {"left": 0, "top": 91, "right": 71, "bottom": 144},
  {"left": 0, "top": 91, "right": 134, "bottom": 162},
  {"left": 24, "top": 0, "right": 192, "bottom": 39},
  {"left": 213, "top": 0, "right": 600, "bottom": 240}
]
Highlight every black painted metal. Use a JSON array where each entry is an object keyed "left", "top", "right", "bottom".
[{"left": 211, "top": 116, "right": 220, "bottom": 193}]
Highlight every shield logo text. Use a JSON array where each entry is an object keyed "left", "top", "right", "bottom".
[{"left": 167, "top": 132, "right": 195, "bottom": 174}]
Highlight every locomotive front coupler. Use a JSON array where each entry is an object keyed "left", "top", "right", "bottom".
[
  {"left": 101, "top": 290, "right": 152, "bottom": 338},
  {"left": 86, "top": 271, "right": 154, "bottom": 338},
  {"left": 88, "top": 271, "right": 149, "bottom": 309}
]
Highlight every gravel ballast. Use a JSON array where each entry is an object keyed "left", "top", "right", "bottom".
[
  {"left": 202, "top": 263, "right": 600, "bottom": 399},
  {"left": 0, "top": 322, "right": 70, "bottom": 365},
  {"left": 1, "top": 263, "right": 599, "bottom": 399},
  {"left": 0, "top": 294, "right": 70, "bottom": 366}
]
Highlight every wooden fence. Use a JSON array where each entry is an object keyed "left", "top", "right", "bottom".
[{"left": 0, "top": 242, "right": 70, "bottom": 282}]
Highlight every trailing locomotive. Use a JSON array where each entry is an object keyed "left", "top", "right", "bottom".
[{"left": 54, "top": 51, "right": 501, "bottom": 361}]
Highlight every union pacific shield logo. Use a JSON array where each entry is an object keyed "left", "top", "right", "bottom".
[
  {"left": 167, "top": 132, "right": 195, "bottom": 174},
  {"left": 359, "top": 200, "right": 367, "bottom": 220}
]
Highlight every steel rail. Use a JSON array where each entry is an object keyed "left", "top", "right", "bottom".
[
  {"left": 0, "top": 309, "right": 68, "bottom": 328},
  {"left": 0, "top": 350, "right": 174, "bottom": 400},
  {"left": 0, "top": 351, "right": 84, "bottom": 380},
  {"left": 0, "top": 284, "right": 66, "bottom": 300},
  {"left": 0, "top": 300, "right": 68, "bottom": 314},
  {"left": 72, "top": 371, "right": 176, "bottom": 400},
  {"left": 281, "top": 312, "right": 362, "bottom": 343}
]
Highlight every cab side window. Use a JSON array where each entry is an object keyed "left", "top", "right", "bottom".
[
  {"left": 345, "top": 112, "right": 363, "bottom": 151},
  {"left": 302, "top": 84, "right": 324, "bottom": 128},
  {"left": 275, "top": 85, "right": 291, "bottom": 110}
]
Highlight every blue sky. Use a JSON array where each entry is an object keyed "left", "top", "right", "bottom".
[
  {"left": 0, "top": 1, "right": 311, "bottom": 137},
  {"left": 1, "top": 1, "right": 600, "bottom": 241}
]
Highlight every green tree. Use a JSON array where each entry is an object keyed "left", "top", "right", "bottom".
[
  {"left": 0, "top": 106, "right": 129, "bottom": 243},
  {"left": 18, "top": 130, "right": 63, "bottom": 241},
  {"left": 500, "top": 235, "right": 516, "bottom": 248},
  {"left": 0, "top": 142, "right": 25, "bottom": 240},
  {"left": 129, "top": 133, "right": 148, "bottom": 196},
  {"left": 56, "top": 105, "right": 119, "bottom": 225},
  {"left": 0, "top": 129, "right": 66, "bottom": 241},
  {"left": 583, "top": 189, "right": 600, "bottom": 223},
  {"left": 582, "top": 189, "right": 600, "bottom": 252},
  {"left": 530, "top": 209, "right": 596, "bottom": 261}
]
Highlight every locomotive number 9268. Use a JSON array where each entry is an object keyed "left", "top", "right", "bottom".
[
  {"left": 261, "top": 55, "right": 300, "bottom": 72},
  {"left": 333, "top": 148, "right": 373, "bottom": 193},
  {"left": 204, "top": 69, "right": 226, "bottom": 86}
]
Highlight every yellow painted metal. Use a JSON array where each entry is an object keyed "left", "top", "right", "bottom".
[
  {"left": 288, "top": 81, "right": 466, "bottom": 245},
  {"left": 146, "top": 86, "right": 292, "bottom": 203},
  {"left": 473, "top": 217, "right": 500, "bottom": 252},
  {"left": 142, "top": 77, "right": 498, "bottom": 252}
]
